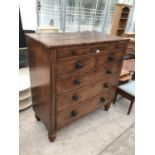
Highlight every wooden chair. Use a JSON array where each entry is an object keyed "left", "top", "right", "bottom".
[
  {"left": 119, "top": 58, "right": 135, "bottom": 84},
  {"left": 113, "top": 80, "right": 135, "bottom": 115}
]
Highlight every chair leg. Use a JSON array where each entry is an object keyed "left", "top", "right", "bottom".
[
  {"left": 127, "top": 99, "right": 134, "bottom": 115},
  {"left": 113, "top": 90, "right": 118, "bottom": 105}
]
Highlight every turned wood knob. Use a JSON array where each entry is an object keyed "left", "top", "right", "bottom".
[
  {"left": 71, "top": 49, "right": 76, "bottom": 55},
  {"left": 71, "top": 110, "right": 78, "bottom": 117},
  {"left": 106, "top": 69, "right": 112, "bottom": 74},
  {"left": 72, "top": 95, "right": 80, "bottom": 101},
  {"left": 108, "top": 56, "right": 115, "bottom": 61},
  {"left": 75, "top": 62, "right": 83, "bottom": 69},
  {"left": 100, "top": 97, "right": 105, "bottom": 103},
  {"left": 74, "top": 79, "right": 81, "bottom": 85},
  {"left": 103, "top": 82, "right": 109, "bottom": 88}
]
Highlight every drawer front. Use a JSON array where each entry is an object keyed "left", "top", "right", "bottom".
[
  {"left": 56, "top": 77, "right": 116, "bottom": 112},
  {"left": 56, "top": 62, "right": 121, "bottom": 95},
  {"left": 96, "top": 50, "right": 124, "bottom": 68},
  {"left": 56, "top": 55, "right": 95, "bottom": 77},
  {"left": 56, "top": 47, "right": 89, "bottom": 59},
  {"left": 89, "top": 42, "right": 127, "bottom": 53},
  {"left": 57, "top": 89, "right": 112, "bottom": 129}
]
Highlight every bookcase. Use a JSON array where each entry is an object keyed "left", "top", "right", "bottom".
[{"left": 111, "top": 3, "right": 132, "bottom": 36}]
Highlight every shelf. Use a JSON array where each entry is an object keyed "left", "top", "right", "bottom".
[
  {"left": 118, "top": 28, "right": 125, "bottom": 30},
  {"left": 122, "top": 11, "right": 129, "bottom": 14},
  {"left": 19, "top": 67, "right": 30, "bottom": 91},
  {"left": 111, "top": 4, "right": 131, "bottom": 36},
  {"left": 120, "top": 18, "right": 127, "bottom": 20},
  {"left": 19, "top": 88, "right": 31, "bottom": 101},
  {"left": 19, "top": 97, "right": 32, "bottom": 111}
]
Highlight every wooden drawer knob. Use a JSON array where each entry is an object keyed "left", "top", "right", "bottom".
[
  {"left": 71, "top": 49, "right": 76, "bottom": 55},
  {"left": 72, "top": 95, "right": 80, "bottom": 101},
  {"left": 103, "top": 82, "right": 109, "bottom": 88},
  {"left": 100, "top": 97, "right": 105, "bottom": 103},
  {"left": 106, "top": 69, "right": 112, "bottom": 74},
  {"left": 71, "top": 110, "right": 78, "bottom": 117},
  {"left": 74, "top": 79, "right": 81, "bottom": 85},
  {"left": 108, "top": 56, "right": 115, "bottom": 61},
  {"left": 75, "top": 62, "right": 83, "bottom": 69}
]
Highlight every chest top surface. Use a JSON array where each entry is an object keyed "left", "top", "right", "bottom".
[{"left": 26, "top": 32, "right": 129, "bottom": 48}]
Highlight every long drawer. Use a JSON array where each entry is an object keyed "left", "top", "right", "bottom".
[
  {"left": 56, "top": 62, "right": 121, "bottom": 96},
  {"left": 56, "top": 77, "right": 116, "bottom": 112},
  {"left": 57, "top": 89, "right": 113, "bottom": 129},
  {"left": 56, "top": 55, "right": 95, "bottom": 77}
]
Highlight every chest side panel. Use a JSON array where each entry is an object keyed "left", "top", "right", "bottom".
[{"left": 27, "top": 37, "right": 51, "bottom": 130}]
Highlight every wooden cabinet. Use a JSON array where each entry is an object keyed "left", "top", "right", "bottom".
[
  {"left": 26, "top": 32, "right": 129, "bottom": 142},
  {"left": 111, "top": 3, "right": 132, "bottom": 36}
]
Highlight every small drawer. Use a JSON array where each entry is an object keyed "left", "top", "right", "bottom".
[
  {"left": 56, "top": 77, "right": 116, "bottom": 112},
  {"left": 56, "top": 47, "right": 89, "bottom": 59},
  {"left": 57, "top": 90, "right": 112, "bottom": 129},
  {"left": 56, "top": 62, "right": 121, "bottom": 95},
  {"left": 89, "top": 42, "right": 127, "bottom": 54},
  {"left": 96, "top": 50, "right": 124, "bottom": 68},
  {"left": 89, "top": 46, "right": 104, "bottom": 53},
  {"left": 56, "top": 55, "right": 95, "bottom": 77}
]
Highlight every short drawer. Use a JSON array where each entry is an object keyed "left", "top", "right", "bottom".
[
  {"left": 56, "top": 55, "right": 95, "bottom": 77},
  {"left": 96, "top": 50, "right": 124, "bottom": 68},
  {"left": 57, "top": 90, "right": 112, "bottom": 129},
  {"left": 56, "top": 62, "right": 121, "bottom": 95},
  {"left": 56, "top": 46, "right": 89, "bottom": 59},
  {"left": 89, "top": 42, "right": 127, "bottom": 53},
  {"left": 56, "top": 77, "right": 116, "bottom": 112}
]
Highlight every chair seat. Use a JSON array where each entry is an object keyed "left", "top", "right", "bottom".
[{"left": 118, "top": 81, "right": 135, "bottom": 96}]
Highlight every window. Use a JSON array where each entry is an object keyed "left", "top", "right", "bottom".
[{"left": 34, "top": 0, "right": 135, "bottom": 33}]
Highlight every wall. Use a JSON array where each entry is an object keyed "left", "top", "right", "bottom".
[{"left": 19, "top": 0, "right": 37, "bottom": 30}]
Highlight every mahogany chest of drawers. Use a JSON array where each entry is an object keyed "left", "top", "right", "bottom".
[{"left": 26, "top": 32, "right": 129, "bottom": 142}]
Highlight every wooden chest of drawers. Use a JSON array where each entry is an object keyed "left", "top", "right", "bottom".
[{"left": 26, "top": 32, "right": 129, "bottom": 142}]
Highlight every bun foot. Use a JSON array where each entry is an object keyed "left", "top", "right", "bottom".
[
  {"left": 48, "top": 132, "right": 56, "bottom": 142},
  {"left": 104, "top": 103, "right": 111, "bottom": 111},
  {"left": 35, "top": 114, "right": 40, "bottom": 121}
]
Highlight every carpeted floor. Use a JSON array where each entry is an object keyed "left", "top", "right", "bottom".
[{"left": 19, "top": 96, "right": 135, "bottom": 155}]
